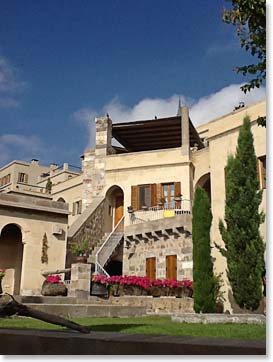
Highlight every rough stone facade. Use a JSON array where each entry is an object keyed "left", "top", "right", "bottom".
[
  {"left": 69, "top": 199, "right": 105, "bottom": 248},
  {"left": 82, "top": 149, "right": 95, "bottom": 210},
  {"left": 123, "top": 231, "right": 193, "bottom": 280}
]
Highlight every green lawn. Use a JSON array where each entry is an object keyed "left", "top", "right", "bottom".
[{"left": 0, "top": 315, "right": 266, "bottom": 340}]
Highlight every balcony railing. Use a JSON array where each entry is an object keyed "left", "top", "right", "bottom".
[{"left": 129, "top": 200, "right": 192, "bottom": 225}]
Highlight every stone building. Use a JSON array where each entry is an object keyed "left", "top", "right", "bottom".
[{"left": 0, "top": 99, "right": 266, "bottom": 311}]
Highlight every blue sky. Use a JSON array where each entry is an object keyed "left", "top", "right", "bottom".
[{"left": 0, "top": 0, "right": 266, "bottom": 167}]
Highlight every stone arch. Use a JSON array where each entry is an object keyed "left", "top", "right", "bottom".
[
  {"left": 57, "top": 197, "right": 66, "bottom": 203},
  {"left": 195, "top": 173, "right": 211, "bottom": 202},
  {"left": 0, "top": 223, "right": 24, "bottom": 294},
  {"left": 105, "top": 185, "right": 124, "bottom": 229}
]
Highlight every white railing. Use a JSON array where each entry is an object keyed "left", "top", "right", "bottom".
[
  {"left": 95, "top": 262, "right": 110, "bottom": 277},
  {"left": 129, "top": 200, "right": 192, "bottom": 225},
  {"left": 95, "top": 216, "right": 125, "bottom": 275}
]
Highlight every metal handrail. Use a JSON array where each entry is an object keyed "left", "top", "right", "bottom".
[{"left": 95, "top": 215, "right": 125, "bottom": 275}]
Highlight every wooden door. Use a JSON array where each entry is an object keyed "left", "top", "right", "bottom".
[
  {"left": 146, "top": 257, "right": 156, "bottom": 280},
  {"left": 166, "top": 255, "right": 177, "bottom": 279},
  {"left": 114, "top": 195, "right": 124, "bottom": 226}
]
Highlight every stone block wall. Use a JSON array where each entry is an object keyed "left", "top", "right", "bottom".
[
  {"left": 69, "top": 263, "right": 91, "bottom": 298},
  {"left": 82, "top": 149, "right": 95, "bottom": 210},
  {"left": 123, "top": 231, "right": 193, "bottom": 280},
  {"left": 69, "top": 199, "right": 105, "bottom": 248}
]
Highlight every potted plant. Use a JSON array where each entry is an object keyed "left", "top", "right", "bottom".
[
  {"left": 174, "top": 193, "right": 183, "bottom": 202},
  {"left": 0, "top": 269, "right": 5, "bottom": 295},
  {"left": 69, "top": 239, "right": 89, "bottom": 263},
  {"left": 157, "top": 197, "right": 165, "bottom": 208}
]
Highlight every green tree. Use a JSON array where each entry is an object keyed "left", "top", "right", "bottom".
[
  {"left": 223, "top": 0, "right": 266, "bottom": 94},
  {"left": 192, "top": 187, "right": 216, "bottom": 313},
  {"left": 218, "top": 116, "right": 265, "bottom": 311}
]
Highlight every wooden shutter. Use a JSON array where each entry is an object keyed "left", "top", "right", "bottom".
[
  {"left": 174, "top": 182, "right": 181, "bottom": 197},
  {"left": 156, "top": 183, "right": 162, "bottom": 204},
  {"left": 166, "top": 255, "right": 177, "bottom": 280},
  {"left": 146, "top": 257, "right": 156, "bottom": 280},
  {"left": 131, "top": 185, "right": 139, "bottom": 210},
  {"left": 151, "top": 184, "right": 157, "bottom": 207},
  {"left": 25, "top": 174, "right": 29, "bottom": 184}
]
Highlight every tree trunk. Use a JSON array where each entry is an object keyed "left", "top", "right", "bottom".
[{"left": 0, "top": 295, "right": 90, "bottom": 333}]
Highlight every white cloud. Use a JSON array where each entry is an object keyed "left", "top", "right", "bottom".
[
  {"left": 0, "top": 134, "right": 43, "bottom": 165},
  {"left": 0, "top": 55, "right": 26, "bottom": 108},
  {"left": 73, "top": 83, "right": 265, "bottom": 148},
  {"left": 190, "top": 84, "right": 265, "bottom": 126}
]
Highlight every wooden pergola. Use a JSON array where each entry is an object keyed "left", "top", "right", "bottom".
[{"left": 112, "top": 116, "right": 204, "bottom": 152}]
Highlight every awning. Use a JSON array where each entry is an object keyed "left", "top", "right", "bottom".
[{"left": 112, "top": 116, "right": 203, "bottom": 152}]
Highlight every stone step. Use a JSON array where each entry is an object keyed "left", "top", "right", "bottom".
[{"left": 22, "top": 303, "right": 147, "bottom": 318}]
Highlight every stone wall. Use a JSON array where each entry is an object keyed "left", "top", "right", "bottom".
[
  {"left": 68, "top": 198, "right": 105, "bottom": 247},
  {"left": 82, "top": 149, "right": 95, "bottom": 210},
  {"left": 123, "top": 230, "right": 193, "bottom": 280}
]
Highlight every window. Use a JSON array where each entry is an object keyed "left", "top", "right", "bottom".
[
  {"left": 166, "top": 255, "right": 177, "bottom": 280},
  {"left": 131, "top": 182, "right": 181, "bottom": 210},
  {"left": 72, "top": 200, "right": 82, "bottom": 215},
  {"left": 162, "top": 183, "right": 175, "bottom": 207},
  {"left": 146, "top": 257, "right": 156, "bottom": 280},
  {"left": 258, "top": 156, "right": 266, "bottom": 189},
  {"left": 0, "top": 174, "right": 11, "bottom": 187},
  {"left": 18, "top": 172, "right": 28, "bottom": 183},
  {"left": 139, "top": 185, "right": 151, "bottom": 208}
]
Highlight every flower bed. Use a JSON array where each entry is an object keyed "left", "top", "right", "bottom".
[{"left": 92, "top": 275, "right": 193, "bottom": 298}]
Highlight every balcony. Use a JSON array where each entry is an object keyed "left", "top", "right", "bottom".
[{"left": 128, "top": 200, "right": 192, "bottom": 225}]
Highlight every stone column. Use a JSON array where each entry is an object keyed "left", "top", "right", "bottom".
[
  {"left": 69, "top": 263, "right": 91, "bottom": 299},
  {"left": 82, "top": 149, "right": 95, "bottom": 210},
  {"left": 92, "top": 117, "right": 112, "bottom": 197},
  {"left": 181, "top": 106, "right": 190, "bottom": 157}
]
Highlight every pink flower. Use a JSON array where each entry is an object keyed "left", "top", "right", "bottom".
[{"left": 46, "top": 274, "right": 62, "bottom": 283}]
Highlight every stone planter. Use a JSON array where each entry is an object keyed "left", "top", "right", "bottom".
[
  {"left": 109, "top": 284, "right": 122, "bottom": 297},
  {"left": 41, "top": 281, "right": 67, "bottom": 296},
  {"left": 147, "top": 286, "right": 163, "bottom": 297},
  {"left": 75, "top": 256, "right": 87, "bottom": 263}
]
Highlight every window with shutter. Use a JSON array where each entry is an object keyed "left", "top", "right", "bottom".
[
  {"left": 258, "top": 156, "right": 266, "bottom": 189},
  {"left": 166, "top": 255, "right": 177, "bottom": 280},
  {"left": 146, "top": 257, "right": 156, "bottom": 280}
]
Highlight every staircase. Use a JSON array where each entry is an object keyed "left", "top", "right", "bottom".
[{"left": 95, "top": 216, "right": 124, "bottom": 276}]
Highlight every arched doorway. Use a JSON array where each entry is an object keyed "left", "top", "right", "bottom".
[
  {"left": 0, "top": 224, "right": 23, "bottom": 294},
  {"left": 105, "top": 185, "right": 124, "bottom": 231},
  {"left": 195, "top": 173, "right": 211, "bottom": 202}
]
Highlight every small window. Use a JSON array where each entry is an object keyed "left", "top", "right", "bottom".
[
  {"left": 18, "top": 172, "right": 28, "bottom": 183},
  {"left": 72, "top": 200, "right": 82, "bottom": 215},
  {"left": 146, "top": 257, "right": 156, "bottom": 280},
  {"left": 258, "top": 156, "right": 266, "bottom": 189},
  {"left": 0, "top": 174, "right": 11, "bottom": 187}
]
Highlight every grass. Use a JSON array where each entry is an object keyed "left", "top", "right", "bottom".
[{"left": 0, "top": 315, "right": 266, "bottom": 340}]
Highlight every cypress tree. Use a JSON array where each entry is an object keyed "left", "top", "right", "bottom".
[
  {"left": 192, "top": 186, "right": 216, "bottom": 313},
  {"left": 219, "top": 116, "right": 265, "bottom": 311}
]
